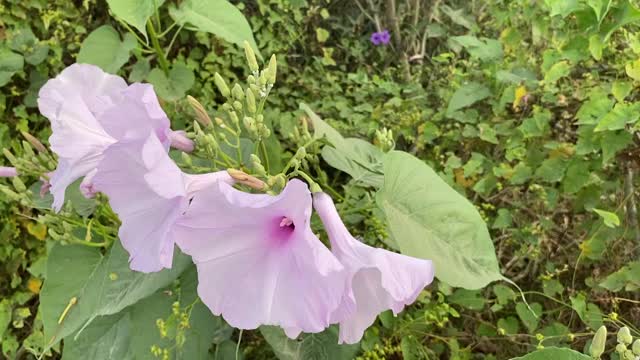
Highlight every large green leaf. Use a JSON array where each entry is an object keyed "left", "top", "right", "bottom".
[
  {"left": 601, "top": 1, "right": 640, "bottom": 41},
  {"left": 40, "top": 241, "right": 191, "bottom": 349},
  {"left": 77, "top": 25, "right": 137, "bottom": 74},
  {"left": 599, "top": 261, "right": 640, "bottom": 291},
  {"left": 169, "top": 0, "right": 259, "bottom": 57},
  {"left": 450, "top": 35, "right": 503, "bottom": 61},
  {"left": 0, "top": 48, "right": 24, "bottom": 87},
  {"left": 510, "top": 347, "right": 591, "bottom": 360},
  {"left": 302, "top": 103, "right": 384, "bottom": 187},
  {"left": 261, "top": 326, "right": 359, "bottom": 360},
  {"left": 59, "top": 266, "right": 228, "bottom": 360},
  {"left": 106, "top": 0, "right": 164, "bottom": 39},
  {"left": 376, "top": 151, "right": 502, "bottom": 289},
  {"left": 446, "top": 82, "right": 491, "bottom": 116},
  {"left": 147, "top": 63, "right": 195, "bottom": 101}
]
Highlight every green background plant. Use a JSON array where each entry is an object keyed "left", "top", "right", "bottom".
[{"left": 2, "top": 0, "right": 640, "bottom": 359}]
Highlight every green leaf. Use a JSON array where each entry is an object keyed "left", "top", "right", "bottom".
[
  {"left": 611, "top": 81, "right": 633, "bottom": 102},
  {"left": 510, "top": 347, "right": 591, "bottom": 360},
  {"left": 601, "top": 1, "right": 640, "bottom": 41},
  {"left": 446, "top": 82, "right": 491, "bottom": 116},
  {"left": 588, "top": 35, "right": 604, "bottom": 60},
  {"left": 0, "top": 48, "right": 24, "bottom": 87},
  {"left": 261, "top": 326, "right": 359, "bottom": 360},
  {"left": 61, "top": 312, "right": 135, "bottom": 360},
  {"left": 562, "top": 159, "right": 590, "bottom": 194},
  {"left": 106, "top": 0, "right": 165, "bottom": 39},
  {"left": 545, "top": 0, "right": 581, "bottom": 18},
  {"left": 497, "top": 317, "right": 520, "bottom": 335},
  {"left": 8, "top": 27, "right": 49, "bottom": 65},
  {"left": 147, "top": 63, "right": 195, "bottom": 101},
  {"left": 77, "top": 25, "right": 137, "bottom": 74},
  {"left": 576, "top": 92, "right": 613, "bottom": 125},
  {"left": 569, "top": 294, "right": 604, "bottom": 329},
  {"left": 376, "top": 151, "right": 502, "bottom": 289},
  {"left": 599, "top": 261, "right": 640, "bottom": 291},
  {"left": 302, "top": 104, "right": 384, "bottom": 187},
  {"left": 626, "top": 59, "right": 640, "bottom": 80},
  {"left": 450, "top": 35, "right": 503, "bottom": 61},
  {"left": 493, "top": 284, "right": 516, "bottom": 305},
  {"left": 400, "top": 335, "right": 424, "bottom": 360},
  {"left": 587, "top": 0, "right": 612, "bottom": 22},
  {"left": 316, "top": 28, "right": 330, "bottom": 43},
  {"left": 543, "top": 61, "right": 571, "bottom": 84},
  {"left": 518, "top": 109, "right": 551, "bottom": 138},
  {"left": 169, "top": 0, "right": 260, "bottom": 58},
  {"left": 592, "top": 208, "right": 620, "bottom": 228},
  {"left": 595, "top": 102, "right": 640, "bottom": 131},
  {"left": 516, "top": 302, "right": 542, "bottom": 333},
  {"left": 449, "top": 289, "right": 486, "bottom": 310},
  {"left": 40, "top": 241, "right": 191, "bottom": 349},
  {"left": 535, "top": 157, "right": 568, "bottom": 183}
]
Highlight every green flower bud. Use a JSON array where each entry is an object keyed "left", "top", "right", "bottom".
[
  {"left": 250, "top": 154, "right": 266, "bottom": 176},
  {"left": 244, "top": 41, "right": 259, "bottom": 73},
  {"left": 222, "top": 103, "right": 232, "bottom": 112},
  {"left": 233, "top": 101, "right": 243, "bottom": 112},
  {"left": 617, "top": 344, "right": 628, "bottom": 353},
  {"left": 256, "top": 114, "right": 264, "bottom": 123},
  {"left": 232, "top": 84, "right": 244, "bottom": 101},
  {"left": 229, "top": 111, "right": 240, "bottom": 125},
  {"left": 623, "top": 350, "right": 635, "bottom": 360},
  {"left": 181, "top": 152, "right": 192, "bottom": 166},
  {"left": 3, "top": 149, "right": 17, "bottom": 165},
  {"left": 590, "top": 326, "right": 607, "bottom": 359},
  {"left": 248, "top": 75, "right": 256, "bottom": 84},
  {"left": 12, "top": 177, "right": 26, "bottom": 192},
  {"left": 633, "top": 340, "right": 640, "bottom": 355},
  {"left": 258, "top": 71, "right": 268, "bottom": 86},
  {"left": 266, "top": 54, "right": 277, "bottom": 84},
  {"left": 618, "top": 327, "right": 633, "bottom": 345},
  {"left": 295, "top": 147, "right": 306, "bottom": 159},
  {"left": 243, "top": 117, "right": 256, "bottom": 132},
  {"left": 246, "top": 88, "right": 256, "bottom": 114},
  {"left": 214, "top": 73, "right": 230, "bottom": 98},
  {"left": 271, "top": 174, "right": 286, "bottom": 192}
]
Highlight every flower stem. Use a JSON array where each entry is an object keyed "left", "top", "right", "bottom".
[{"left": 147, "top": 20, "right": 170, "bottom": 75}]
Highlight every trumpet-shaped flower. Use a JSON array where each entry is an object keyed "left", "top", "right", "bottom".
[
  {"left": 173, "top": 179, "right": 347, "bottom": 337},
  {"left": 92, "top": 133, "right": 231, "bottom": 272},
  {"left": 37, "top": 63, "right": 192, "bottom": 211},
  {"left": 312, "top": 192, "right": 435, "bottom": 344}
]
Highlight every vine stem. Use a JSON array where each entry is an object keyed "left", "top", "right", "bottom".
[{"left": 147, "top": 20, "right": 170, "bottom": 75}]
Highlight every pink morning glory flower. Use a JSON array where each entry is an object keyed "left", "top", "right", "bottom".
[
  {"left": 313, "top": 192, "right": 435, "bottom": 344},
  {"left": 37, "top": 63, "right": 193, "bottom": 211},
  {"left": 0, "top": 167, "right": 18, "bottom": 178},
  {"left": 92, "top": 133, "right": 231, "bottom": 273},
  {"left": 173, "top": 179, "right": 348, "bottom": 337}
]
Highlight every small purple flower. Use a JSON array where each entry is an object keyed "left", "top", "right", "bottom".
[
  {"left": 0, "top": 166, "right": 18, "bottom": 178},
  {"left": 370, "top": 30, "right": 391, "bottom": 46}
]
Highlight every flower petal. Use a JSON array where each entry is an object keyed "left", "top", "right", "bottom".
[
  {"left": 93, "top": 134, "right": 187, "bottom": 272},
  {"left": 313, "top": 192, "right": 435, "bottom": 344},
  {"left": 174, "top": 180, "right": 346, "bottom": 335},
  {"left": 38, "top": 63, "right": 126, "bottom": 121}
]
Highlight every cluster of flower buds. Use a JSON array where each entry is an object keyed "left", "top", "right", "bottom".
[
  {"left": 213, "top": 42, "right": 276, "bottom": 142},
  {"left": 614, "top": 326, "right": 640, "bottom": 360},
  {"left": 374, "top": 127, "right": 395, "bottom": 152}
]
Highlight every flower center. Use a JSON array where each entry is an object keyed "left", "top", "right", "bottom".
[{"left": 270, "top": 216, "right": 295, "bottom": 245}]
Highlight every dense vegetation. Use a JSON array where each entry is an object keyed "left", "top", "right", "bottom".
[{"left": 1, "top": 0, "right": 640, "bottom": 359}]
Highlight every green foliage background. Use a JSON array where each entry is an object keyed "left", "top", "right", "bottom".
[{"left": 1, "top": 0, "right": 640, "bottom": 359}]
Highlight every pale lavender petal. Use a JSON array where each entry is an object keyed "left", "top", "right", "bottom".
[
  {"left": 97, "top": 83, "right": 171, "bottom": 148},
  {"left": 92, "top": 134, "right": 187, "bottom": 272},
  {"left": 174, "top": 180, "right": 347, "bottom": 335},
  {"left": 38, "top": 63, "right": 126, "bottom": 121},
  {"left": 80, "top": 169, "right": 98, "bottom": 199},
  {"left": 46, "top": 97, "right": 116, "bottom": 210},
  {"left": 168, "top": 130, "right": 195, "bottom": 153},
  {"left": 0, "top": 167, "right": 18, "bottom": 177},
  {"left": 313, "top": 192, "right": 435, "bottom": 344}
]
